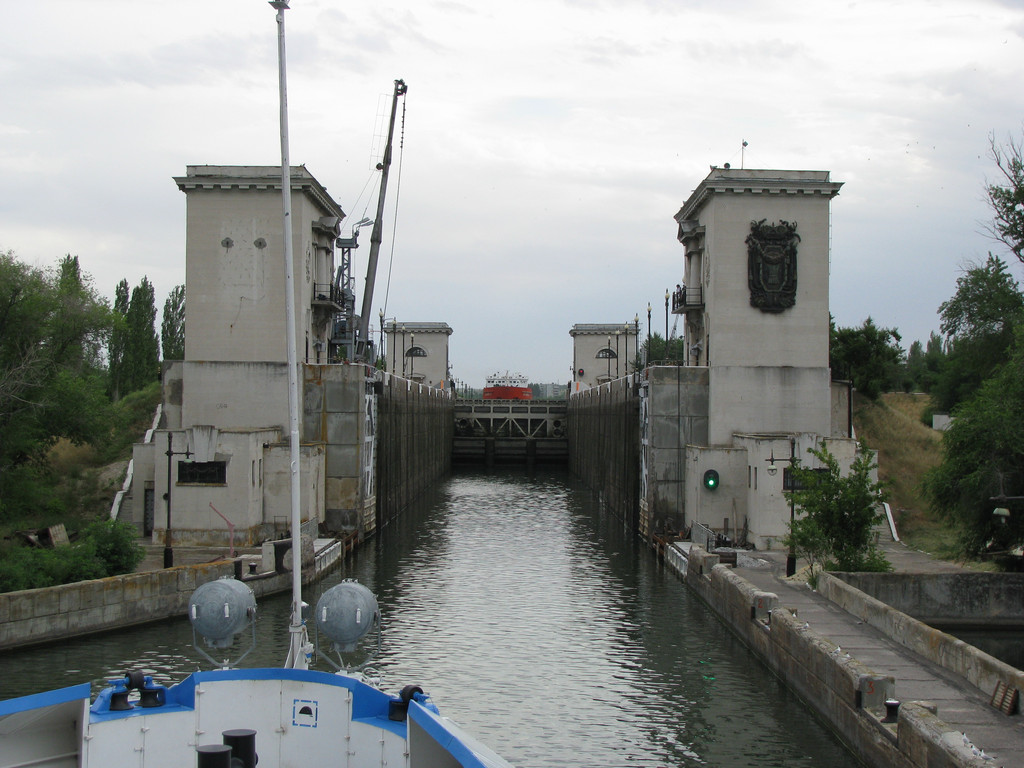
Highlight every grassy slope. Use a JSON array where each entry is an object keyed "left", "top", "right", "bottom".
[{"left": 852, "top": 391, "right": 962, "bottom": 559}]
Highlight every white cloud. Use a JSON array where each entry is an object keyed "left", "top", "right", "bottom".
[{"left": 3, "top": 0, "right": 1024, "bottom": 384}]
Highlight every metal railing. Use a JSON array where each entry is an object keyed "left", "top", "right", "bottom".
[
  {"left": 312, "top": 283, "right": 342, "bottom": 305},
  {"left": 671, "top": 286, "right": 703, "bottom": 313}
]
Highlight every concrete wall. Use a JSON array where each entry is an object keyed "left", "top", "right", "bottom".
[
  {"left": 567, "top": 375, "right": 640, "bottom": 530},
  {"left": 0, "top": 534, "right": 330, "bottom": 652},
  {"left": 821, "top": 572, "right": 1024, "bottom": 707},
  {"left": 642, "top": 365, "right": 709, "bottom": 535},
  {"left": 708, "top": 365, "right": 832, "bottom": 444},
  {"left": 302, "top": 363, "right": 377, "bottom": 534},
  {"left": 665, "top": 545, "right": 995, "bottom": 768},
  {"left": 831, "top": 380, "right": 853, "bottom": 438},
  {"left": 683, "top": 444, "right": 746, "bottom": 538},
  {"left": 174, "top": 165, "right": 344, "bottom": 366},
  {"left": 376, "top": 373, "right": 454, "bottom": 529},
  {"left": 829, "top": 572, "right": 1024, "bottom": 628},
  {"left": 0, "top": 562, "right": 232, "bottom": 651},
  {"left": 178, "top": 361, "right": 291, "bottom": 431}
]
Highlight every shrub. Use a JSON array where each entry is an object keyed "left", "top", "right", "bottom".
[{"left": 83, "top": 518, "right": 145, "bottom": 576}]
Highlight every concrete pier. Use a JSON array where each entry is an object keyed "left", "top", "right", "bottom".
[{"left": 664, "top": 540, "right": 1023, "bottom": 768}]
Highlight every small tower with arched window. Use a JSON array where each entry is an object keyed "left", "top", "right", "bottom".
[{"left": 381, "top": 321, "right": 453, "bottom": 389}]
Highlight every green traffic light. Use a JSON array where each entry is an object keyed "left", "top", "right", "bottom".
[{"left": 703, "top": 469, "right": 720, "bottom": 490}]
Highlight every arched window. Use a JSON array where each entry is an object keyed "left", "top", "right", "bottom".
[
  {"left": 406, "top": 346, "right": 428, "bottom": 357},
  {"left": 595, "top": 348, "right": 617, "bottom": 359}
]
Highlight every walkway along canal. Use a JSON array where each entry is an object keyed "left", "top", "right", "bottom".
[{"left": 0, "top": 468, "right": 862, "bottom": 768}]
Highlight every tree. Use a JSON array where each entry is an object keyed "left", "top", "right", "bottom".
[
  {"left": 923, "top": 325, "right": 1024, "bottom": 561},
  {"left": 829, "top": 317, "right": 905, "bottom": 399},
  {"left": 931, "top": 255, "right": 1023, "bottom": 412},
  {"left": 0, "top": 252, "right": 113, "bottom": 520},
  {"left": 985, "top": 130, "right": 1024, "bottom": 264},
  {"left": 640, "top": 332, "right": 687, "bottom": 367},
  {"left": 122, "top": 277, "right": 160, "bottom": 394},
  {"left": 108, "top": 279, "right": 130, "bottom": 400},
  {"left": 785, "top": 443, "right": 891, "bottom": 574},
  {"left": 161, "top": 284, "right": 185, "bottom": 361},
  {"left": 904, "top": 332, "right": 946, "bottom": 394}
]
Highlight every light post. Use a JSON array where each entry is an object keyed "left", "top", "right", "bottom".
[
  {"left": 664, "top": 289, "right": 670, "bottom": 362},
  {"left": 615, "top": 330, "right": 620, "bottom": 378},
  {"left": 163, "top": 432, "right": 192, "bottom": 568},
  {"left": 606, "top": 335, "right": 611, "bottom": 380},
  {"left": 646, "top": 303, "right": 651, "bottom": 366},
  {"left": 389, "top": 321, "right": 397, "bottom": 373},
  {"left": 633, "top": 315, "right": 639, "bottom": 372},
  {"left": 401, "top": 325, "right": 407, "bottom": 377},
  {"left": 766, "top": 437, "right": 799, "bottom": 577},
  {"left": 410, "top": 333, "right": 415, "bottom": 380},
  {"left": 378, "top": 309, "right": 385, "bottom": 369}
]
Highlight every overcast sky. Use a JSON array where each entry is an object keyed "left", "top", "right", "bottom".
[{"left": 4, "top": 0, "right": 1024, "bottom": 386}]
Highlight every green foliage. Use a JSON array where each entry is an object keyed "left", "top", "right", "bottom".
[
  {"left": 83, "top": 518, "right": 145, "bottom": 576},
  {"left": 830, "top": 317, "right": 905, "bottom": 400},
  {"left": 161, "top": 284, "right": 186, "bottom": 361},
  {"left": 95, "top": 381, "right": 162, "bottom": 463},
  {"left": 931, "top": 255, "right": 1023, "bottom": 413},
  {"left": 784, "top": 443, "right": 891, "bottom": 573},
  {"left": 123, "top": 277, "right": 160, "bottom": 393},
  {"left": 0, "top": 251, "right": 114, "bottom": 520},
  {"left": 904, "top": 333, "right": 946, "bottom": 394},
  {"left": 0, "top": 541, "right": 106, "bottom": 592},
  {"left": 108, "top": 278, "right": 130, "bottom": 400},
  {"left": 923, "top": 325, "right": 1024, "bottom": 560},
  {"left": 0, "top": 519, "right": 143, "bottom": 592},
  {"left": 641, "top": 332, "right": 687, "bottom": 366}
]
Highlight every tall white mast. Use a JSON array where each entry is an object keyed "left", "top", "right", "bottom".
[{"left": 270, "top": 0, "right": 310, "bottom": 670}]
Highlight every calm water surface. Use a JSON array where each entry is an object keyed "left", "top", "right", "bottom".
[{"left": 0, "top": 468, "right": 862, "bottom": 767}]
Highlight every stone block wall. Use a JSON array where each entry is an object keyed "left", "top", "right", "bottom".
[
  {"left": 0, "top": 562, "right": 234, "bottom": 651},
  {"left": 376, "top": 374, "right": 454, "bottom": 529},
  {"left": 567, "top": 375, "right": 640, "bottom": 530}
]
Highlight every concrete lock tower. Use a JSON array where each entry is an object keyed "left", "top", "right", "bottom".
[{"left": 653, "top": 167, "right": 859, "bottom": 550}]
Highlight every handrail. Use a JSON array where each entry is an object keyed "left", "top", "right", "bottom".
[{"left": 671, "top": 286, "right": 703, "bottom": 313}]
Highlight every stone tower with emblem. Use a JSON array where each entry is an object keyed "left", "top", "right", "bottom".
[
  {"left": 673, "top": 168, "right": 843, "bottom": 445},
  {"left": 656, "top": 167, "right": 855, "bottom": 549}
]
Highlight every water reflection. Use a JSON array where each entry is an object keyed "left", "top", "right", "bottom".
[{"left": 0, "top": 468, "right": 860, "bottom": 768}]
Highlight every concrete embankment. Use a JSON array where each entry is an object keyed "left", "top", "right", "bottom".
[
  {"left": 0, "top": 536, "right": 352, "bottom": 652},
  {"left": 819, "top": 572, "right": 1024, "bottom": 715},
  {"left": 663, "top": 543, "right": 1021, "bottom": 768}
]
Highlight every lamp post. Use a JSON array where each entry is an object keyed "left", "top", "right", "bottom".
[
  {"left": 626, "top": 313, "right": 634, "bottom": 370},
  {"left": 410, "top": 333, "right": 415, "bottom": 379},
  {"left": 664, "top": 289, "right": 670, "bottom": 362},
  {"left": 163, "top": 432, "right": 192, "bottom": 568},
  {"left": 624, "top": 323, "right": 629, "bottom": 374},
  {"left": 606, "top": 335, "right": 611, "bottom": 380},
  {"left": 389, "top": 322, "right": 397, "bottom": 373},
  {"left": 766, "top": 437, "right": 799, "bottom": 577},
  {"left": 646, "top": 303, "right": 651, "bottom": 366},
  {"left": 401, "top": 325, "right": 406, "bottom": 377},
  {"left": 615, "top": 330, "right": 620, "bottom": 377}
]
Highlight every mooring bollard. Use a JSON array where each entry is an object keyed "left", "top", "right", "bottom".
[{"left": 882, "top": 699, "right": 900, "bottom": 723}]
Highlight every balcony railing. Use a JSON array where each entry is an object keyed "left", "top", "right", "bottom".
[
  {"left": 671, "top": 286, "right": 703, "bottom": 313},
  {"left": 311, "top": 283, "right": 343, "bottom": 308}
]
